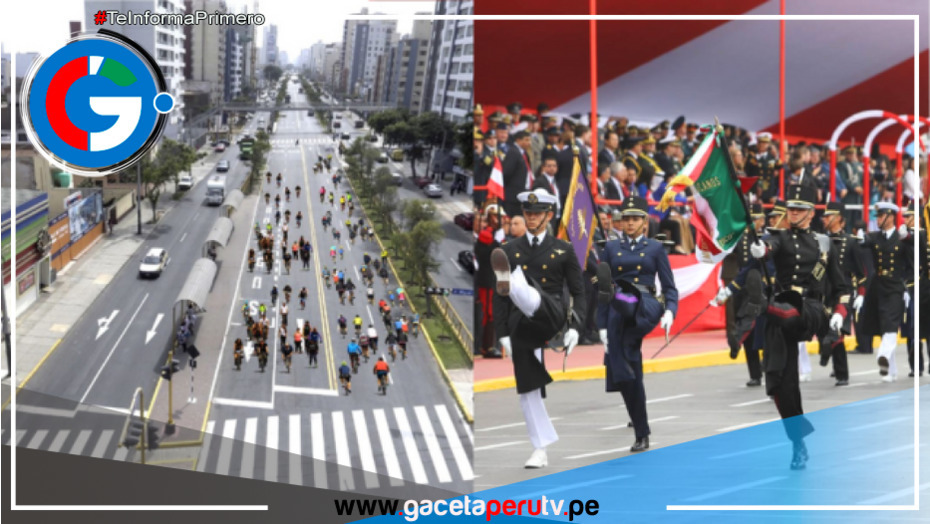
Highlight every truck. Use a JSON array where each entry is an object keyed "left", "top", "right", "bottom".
[
  {"left": 205, "top": 175, "right": 226, "bottom": 206},
  {"left": 239, "top": 137, "right": 255, "bottom": 160}
]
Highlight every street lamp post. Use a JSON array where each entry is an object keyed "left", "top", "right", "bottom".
[
  {"left": 136, "top": 162, "right": 142, "bottom": 234},
  {"left": 1, "top": 283, "right": 11, "bottom": 378}
]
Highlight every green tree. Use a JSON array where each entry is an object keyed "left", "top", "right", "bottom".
[
  {"left": 249, "top": 130, "right": 272, "bottom": 184},
  {"left": 401, "top": 200, "right": 436, "bottom": 232},
  {"left": 412, "top": 111, "right": 449, "bottom": 147},
  {"left": 263, "top": 64, "right": 283, "bottom": 84},
  {"left": 404, "top": 220, "right": 444, "bottom": 287},
  {"left": 140, "top": 154, "right": 168, "bottom": 223},
  {"left": 368, "top": 109, "right": 409, "bottom": 135},
  {"left": 384, "top": 121, "right": 416, "bottom": 147},
  {"left": 155, "top": 138, "right": 197, "bottom": 192}
]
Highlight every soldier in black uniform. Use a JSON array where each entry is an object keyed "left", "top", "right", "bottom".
[
  {"left": 747, "top": 185, "right": 850, "bottom": 470},
  {"left": 717, "top": 203, "right": 767, "bottom": 386},
  {"left": 473, "top": 128, "right": 493, "bottom": 206},
  {"left": 903, "top": 206, "right": 923, "bottom": 377},
  {"left": 595, "top": 196, "right": 679, "bottom": 453},
  {"left": 491, "top": 189, "right": 586, "bottom": 468},
  {"left": 622, "top": 136, "right": 645, "bottom": 181},
  {"left": 745, "top": 133, "right": 782, "bottom": 203},
  {"left": 855, "top": 201, "right": 913, "bottom": 381}
]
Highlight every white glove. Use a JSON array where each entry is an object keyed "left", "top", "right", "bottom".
[
  {"left": 855, "top": 229, "right": 866, "bottom": 242},
  {"left": 711, "top": 286, "right": 732, "bottom": 307},
  {"left": 599, "top": 329, "right": 608, "bottom": 353},
  {"left": 562, "top": 329, "right": 579, "bottom": 356},
  {"left": 904, "top": 291, "right": 911, "bottom": 309},
  {"left": 898, "top": 224, "right": 909, "bottom": 238},
  {"left": 853, "top": 295, "right": 864, "bottom": 313},
  {"left": 829, "top": 313, "right": 844, "bottom": 332},
  {"left": 660, "top": 310, "right": 674, "bottom": 331},
  {"left": 750, "top": 240, "right": 767, "bottom": 259},
  {"left": 499, "top": 337, "right": 512, "bottom": 359}
]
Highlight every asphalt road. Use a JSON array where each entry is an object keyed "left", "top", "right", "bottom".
[
  {"left": 198, "top": 79, "right": 473, "bottom": 493},
  {"left": 474, "top": 343, "right": 921, "bottom": 491}
]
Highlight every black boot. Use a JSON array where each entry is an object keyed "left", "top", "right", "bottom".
[
  {"left": 790, "top": 440, "right": 808, "bottom": 470},
  {"left": 630, "top": 437, "right": 649, "bottom": 452}
]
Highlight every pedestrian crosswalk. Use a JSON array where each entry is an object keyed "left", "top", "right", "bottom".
[
  {"left": 1, "top": 424, "right": 130, "bottom": 462},
  {"left": 197, "top": 403, "right": 473, "bottom": 490},
  {"left": 270, "top": 137, "right": 336, "bottom": 148}
]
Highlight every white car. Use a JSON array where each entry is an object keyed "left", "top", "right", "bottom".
[
  {"left": 178, "top": 175, "right": 193, "bottom": 190},
  {"left": 390, "top": 172, "right": 403, "bottom": 186},
  {"left": 422, "top": 183, "right": 443, "bottom": 198},
  {"left": 139, "top": 248, "right": 168, "bottom": 278}
]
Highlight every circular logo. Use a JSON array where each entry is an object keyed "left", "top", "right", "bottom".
[{"left": 21, "top": 34, "right": 172, "bottom": 176}]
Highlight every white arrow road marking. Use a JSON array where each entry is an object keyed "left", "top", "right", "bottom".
[
  {"left": 96, "top": 310, "right": 120, "bottom": 340},
  {"left": 252, "top": 276, "right": 261, "bottom": 289},
  {"left": 81, "top": 294, "right": 149, "bottom": 404},
  {"left": 145, "top": 313, "right": 164, "bottom": 344},
  {"left": 245, "top": 341, "right": 253, "bottom": 363}
]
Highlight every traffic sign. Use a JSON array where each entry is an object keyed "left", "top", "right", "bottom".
[{"left": 451, "top": 288, "right": 474, "bottom": 296}]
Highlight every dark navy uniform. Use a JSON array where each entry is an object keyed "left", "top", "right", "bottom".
[
  {"left": 596, "top": 196, "right": 678, "bottom": 447},
  {"left": 914, "top": 212, "right": 928, "bottom": 376}
]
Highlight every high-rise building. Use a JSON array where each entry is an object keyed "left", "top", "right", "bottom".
[
  {"left": 322, "top": 43, "right": 342, "bottom": 89},
  {"left": 263, "top": 23, "right": 278, "bottom": 67},
  {"left": 277, "top": 49, "right": 289, "bottom": 68},
  {"left": 84, "top": 0, "right": 187, "bottom": 136},
  {"left": 226, "top": 27, "right": 243, "bottom": 100},
  {"left": 385, "top": 18, "right": 432, "bottom": 113},
  {"left": 184, "top": 0, "right": 226, "bottom": 108},
  {"left": 427, "top": 0, "right": 473, "bottom": 123},
  {"left": 340, "top": 8, "right": 396, "bottom": 98}
]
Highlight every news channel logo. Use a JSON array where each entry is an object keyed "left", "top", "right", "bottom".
[{"left": 20, "top": 32, "right": 174, "bottom": 176}]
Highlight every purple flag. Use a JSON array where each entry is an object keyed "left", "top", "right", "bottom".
[{"left": 558, "top": 157, "right": 597, "bottom": 269}]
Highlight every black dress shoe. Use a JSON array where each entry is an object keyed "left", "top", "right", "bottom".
[
  {"left": 630, "top": 437, "right": 649, "bottom": 452},
  {"left": 835, "top": 379, "right": 849, "bottom": 386},
  {"left": 729, "top": 347, "right": 740, "bottom": 360},
  {"left": 790, "top": 441, "right": 808, "bottom": 470},
  {"left": 627, "top": 421, "right": 633, "bottom": 427},
  {"left": 908, "top": 371, "right": 915, "bottom": 377},
  {"left": 482, "top": 349, "right": 503, "bottom": 359},
  {"left": 746, "top": 378, "right": 762, "bottom": 387},
  {"left": 819, "top": 354, "right": 830, "bottom": 367}
]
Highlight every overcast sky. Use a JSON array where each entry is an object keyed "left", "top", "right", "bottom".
[{"left": 1, "top": 0, "right": 432, "bottom": 59}]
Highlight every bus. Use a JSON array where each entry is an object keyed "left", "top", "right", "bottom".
[
  {"left": 239, "top": 137, "right": 255, "bottom": 160},
  {"left": 206, "top": 175, "right": 226, "bottom": 206}
]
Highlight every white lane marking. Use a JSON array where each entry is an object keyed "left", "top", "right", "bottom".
[
  {"left": 373, "top": 409, "right": 403, "bottom": 485},
  {"left": 352, "top": 410, "right": 379, "bottom": 488},
  {"left": 96, "top": 309, "right": 120, "bottom": 340},
  {"left": 265, "top": 416, "right": 279, "bottom": 482},
  {"left": 647, "top": 393, "right": 693, "bottom": 403},
  {"left": 241, "top": 417, "right": 258, "bottom": 479},
  {"left": 252, "top": 277, "right": 261, "bottom": 289},
  {"left": 14, "top": 404, "right": 76, "bottom": 418},
  {"left": 180, "top": 232, "right": 188, "bottom": 243},
  {"left": 850, "top": 443, "right": 915, "bottom": 461},
  {"left": 730, "top": 398, "right": 771, "bottom": 407},
  {"left": 683, "top": 476, "right": 786, "bottom": 502},
  {"left": 145, "top": 313, "right": 164, "bottom": 344},
  {"left": 311, "top": 412, "right": 327, "bottom": 489},
  {"left": 211, "top": 397, "right": 274, "bottom": 410},
  {"left": 860, "top": 482, "right": 930, "bottom": 505},
  {"left": 450, "top": 257, "right": 465, "bottom": 272},
  {"left": 516, "top": 474, "right": 634, "bottom": 501},
  {"left": 710, "top": 442, "right": 787, "bottom": 460},
  {"left": 415, "top": 406, "right": 452, "bottom": 483},
  {"left": 90, "top": 430, "right": 114, "bottom": 458},
  {"left": 716, "top": 418, "right": 779, "bottom": 432},
  {"left": 47, "top": 430, "right": 71, "bottom": 453},
  {"left": 473, "top": 441, "right": 522, "bottom": 452},
  {"left": 846, "top": 416, "right": 912, "bottom": 432},
  {"left": 394, "top": 407, "right": 428, "bottom": 484},
  {"left": 565, "top": 447, "right": 633, "bottom": 460},
  {"left": 273, "top": 385, "right": 338, "bottom": 396},
  {"left": 599, "top": 415, "right": 678, "bottom": 431},
  {"left": 289, "top": 414, "right": 302, "bottom": 485},
  {"left": 477, "top": 417, "right": 564, "bottom": 433},
  {"left": 25, "top": 430, "right": 49, "bottom": 449},
  {"left": 68, "top": 429, "right": 93, "bottom": 455},
  {"left": 215, "top": 419, "right": 237, "bottom": 476},
  {"left": 81, "top": 294, "right": 149, "bottom": 404},
  {"left": 332, "top": 411, "right": 355, "bottom": 490},
  {"left": 434, "top": 404, "right": 474, "bottom": 481}
]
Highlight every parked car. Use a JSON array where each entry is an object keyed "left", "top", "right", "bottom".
[
  {"left": 340, "top": 132, "right": 351, "bottom": 140},
  {"left": 458, "top": 250, "right": 476, "bottom": 274},
  {"left": 422, "top": 183, "right": 443, "bottom": 198},
  {"left": 216, "top": 160, "right": 230, "bottom": 172},
  {"left": 391, "top": 148, "right": 405, "bottom": 161},
  {"left": 389, "top": 172, "right": 403, "bottom": 186},
  {"left": 367, "top": 134, "right": 378, "bottom": 142},
  {"left": 411, "top": 176, "right": 431, "bottom": 189},
  {"left": 139, "top": 248, "right": 168, "bottom": 278},
  {"left": 214, "top": 143, "right": 226, "bottom": 153},
  {"left": 453, "top": 212, "right": 474, "bottom": 231},
  {"left": 178, "top": 174, "right": 193, "bottom": 190},
  {"left": 377, "top": 152, "right": 389, "bottom": 164}
]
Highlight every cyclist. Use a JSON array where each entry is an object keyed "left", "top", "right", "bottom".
[
  {"left": 359, "top": 333, "right": 370, "bottom": 361},
  {"left": 381, "top": 249, "right": 389, "bottom": 265},
  {"left": 345, "top": 278, "right": 356, "bottom": 304},
  {"left": 367, "top": 324, "right": 379, "bottom": 352},
  {"left": 411, "top": 312, "right": 420, "bottom": 338},
  {"left": 281, "top": 342, "right": 293, "bottom": 373},
  {"left": 337, "top": 314, "right": 348, "bottom": 338},
  {"left": 293, "top": 327, "right": 303, "bottom": 354},
  {"left": 332, "top": 228, "right": 341, "bottom": 242},
  {"left": 284, "top": 209, "right": 291, "bottom": 224},
  {"left": 339, "top": 361, "right": 352, "bottom": 395},
  {"left": 275, "top": 194, "right": 281, "bottom": 208},
  {"left": 330, "top": 245, "right": 337, "bottom": 263},
  {"left": 307, "top": 327, "right": 321, "bottom": 368},
  {"left": 348, "top": 201, "right": 355, "bottom": 217},
  {"left": 336, "top": 279, "right": 346, "bottom": 304},
  {"left": 388, "top": 291, "right": 396, "bottom": 307},
  {"left": 353, "top": 314, "right": 363, "bottom": 337},
  {"left": 339, "top": 195, "right": 346, "bottom": 211},
  {"left": 295, "top": 185, "right": 301, "bottom": 198},
  {"left": 386, "top": 332, "right": 398, "bottom": 361},
  {"left": 248, "top": 248, "right": 256, "bottom": 272},
  {"left": 298, "top": 286, "right": 308, "bottom": 310},
  {"left": 366, "top": 284, "right": 375, "bottom": 304},
  {"left": 348, "top": 227, "right": 356, "bottom": 244},
  {"left": 363, "top": 253, "right": 372, "bottom": 266},
  {"left": 322, "top": 213, "right": 329, "bottom": 231},
  {"left": 284, "top": 187, "right": 291, "bottom": 202},
  {"left": 257, "top": 340, "right": 269, "bottom": 372},
  {"left": 328, "top": 192, "right": 335, "bottom": 207},
  {"left": 283, "top": 284, "right": 292, "bottom": 303},
  {"left": 258, "top": 302, "right": 267, "bottom": 319},
  {"left": 319, "top": 186, "right": 326, "bottom": 203},
  {"left": 270, "top": 285, "right": 278, "bottom": 305},
  {"left": 275, "top": 210, "right": 281, "bottom": 225},
  {"left": 379, "top": 265, "right": 389, "bottom": 285},
  {"left": 373, "top": 356, "right": 390, "bottom": 394},
  {"left": 265, "top": 193, "right": 270, "bottom": 205},
  {"left": 233, "top": 338, "right": 244, "bottom": 371},
  {"left": 276, "top": 173, "right": 282, "bottom": 187},
  {"left": 378, "top": 298, "right": 388, "bottom": 315},
  {"left": 282, "top": 223, "right": 289, "bottom": 244},
  {"left": 347, "top": 339, "right": 361, "bottom": 373},
  {"left": 241, "top": 300, "right": 252, "bottom": 324},
  {"left": 322, "top": 267, "right": 331, "bottom": 288},
  {"left": 266, "top": 172, "right": 272, "bottom": 184},
  {"left": 347, "top": 193, "right": 353, "bottom": 203},
  {"left": 394, "top": 316, "right": 403, "bottom": 338},
  {"left": 338, "top": 246, "right": 344, "bottom": 260},
  {"left": 397, "top": 330, "right": 408, "bottom": 359},
  {"left": 397, "top": 288, "right": 406, "bottom": 310},
  {"left": 295, "top": 211, "right": 303, "bottom": 227}
]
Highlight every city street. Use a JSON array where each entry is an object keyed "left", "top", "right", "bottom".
[
  {"left": 2, "top": 78, "right": 474, "bottom": 494},
  {"left": 474, "top": 344, "right": 920, "bottom": 490}
]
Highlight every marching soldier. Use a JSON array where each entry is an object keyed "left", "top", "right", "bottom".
[
  {"left": 492, "top": 189, "right": 586, "bottom": 468},
  {"left": 595, "top": 195, "right": 678, "bottom": 453},
  {"left": 854, "top": 202, "right": 913, "bottom": 381},
  {"left": 817, "top": 202, "right": 865, "bottom": 385},
  {"left": 745, "top": 185, "right": 850, "bottom": 470}
]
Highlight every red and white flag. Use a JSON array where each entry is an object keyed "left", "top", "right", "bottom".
[{"left": 487, "top": 156, "right": 505, "bottom": 200}]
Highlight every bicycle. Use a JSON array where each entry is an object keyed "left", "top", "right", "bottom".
[
  {"left": 411, "top": 322, "right": 419, "bottom": 338},
  {"left": 258, "top": 351, "right": 268, "bottom": 372},
  {"left": 376, "top": 372, "right": 388, "bottom": 395},
  {"left": 283, "top": 350, "right": 292, "bottom": 373},
  {"left": 348, "top": 290, "right": 355, "bottom": 305},
  {"left": 350, "top": 353, "right": 360, "bottom": 374},
  {"left": 295, "top": 186, "right": 301, "bottom": 198},
  {"left": 388, "top": 343, "right": 397, "bottom": 362}
]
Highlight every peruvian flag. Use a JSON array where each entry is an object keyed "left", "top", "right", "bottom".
[
  {"left": 487, "top": 156, "right": 505, "bottom": 200},
  {"left": 658, "top": 127, "right": 749, "bottom": 263}
]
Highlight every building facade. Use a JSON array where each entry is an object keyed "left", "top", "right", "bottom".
[
  {"left": 184, "top": 0, "right": 227, "bottom": 108},
  {"left": 341, "top": 8, "right": 396, "bottom": 98},
  {"left": 385, "top": 19, "right": 432, "bottom": 113},
  {"left": 427, "top": 0, "right": 473, "bottom": 123}
]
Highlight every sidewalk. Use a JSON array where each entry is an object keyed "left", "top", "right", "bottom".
[
  {"left": 474, "top": 329, "right": 861, "bottom": 393},
  {"left": 5, "top": 144, "right": 219, "bottom": 388}
]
